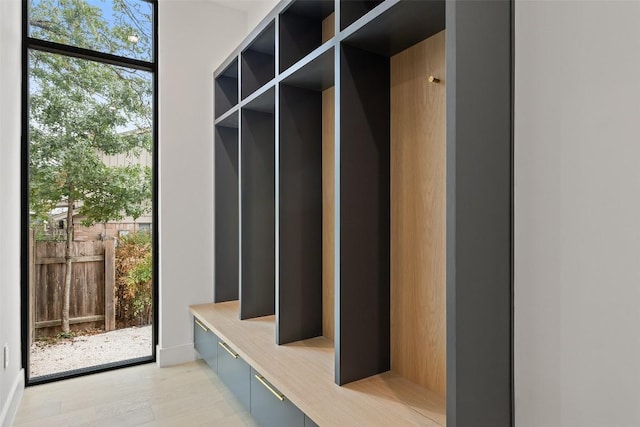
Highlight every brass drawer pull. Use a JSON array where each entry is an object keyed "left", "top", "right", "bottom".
[
  {"left": 219, "top": 341, "right": 238, "bottom": 359},
  {"left": 194, "top": 318, "right": 208, "bottom": 332},
  {"left": 255, "top": 375, "right": 285, "bottom": 401}
]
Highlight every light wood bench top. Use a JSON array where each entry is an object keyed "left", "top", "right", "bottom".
[{"left": 190, "top": 301, "right": 446, "bottom": 426}]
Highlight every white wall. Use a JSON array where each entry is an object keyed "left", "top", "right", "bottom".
[
  {"left": 245, "top": 0, "right": 279, "bottom": 31},
  {"left": 0, "top": 0, "right": 26, "bottom": 425},
  {"left": 211, "top": 0, "right": 278, "bottom": 32},
  {"left": 157, "top": 0, "right": 247, "bottom": 366},
  {"left": 515, "top": 1, "right": 640, "bottom": 426}
]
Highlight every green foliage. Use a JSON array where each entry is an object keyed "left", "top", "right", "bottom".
[
  {"left": 29, "top": 0, "right": 152, "bottom": 60},
  {"left": 128, "top": 251, "right": 151, "bottom": 285},
  {"left": 28, "top": 0, "right": 153, "bottom": 227},
  {"left": 115, "top": 232, "right": 152, "bottom": 326},
  {"left": 33, "top": 223, "right": 66, "bottom": 242},
  {"left": 58, "top": 332, "right": 75, "bottom": 339}
]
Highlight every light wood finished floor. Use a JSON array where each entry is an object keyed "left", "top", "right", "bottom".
[{"left": 14, "top": 361, "right": 258, "bottom": 427}]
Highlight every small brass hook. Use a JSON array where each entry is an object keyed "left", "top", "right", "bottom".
[{"left": 428, "top": 75, "right": 440, "bottom": 83}]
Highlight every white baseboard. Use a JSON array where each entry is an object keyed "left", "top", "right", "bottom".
[
  {"left": 156, "top": 343, "right": 196, "bottom": 367},
  {"left": 1, "top": 369, "right": 24, "bottom": 427}
]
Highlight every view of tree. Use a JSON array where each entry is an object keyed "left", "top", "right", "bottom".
[{"left": 28, "top": 0, "right": 153, "bottom": 334}]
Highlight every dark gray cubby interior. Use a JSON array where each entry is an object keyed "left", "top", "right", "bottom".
[
  {"left": 342, "top": 0, "right": 445, "bottom": 56},
  {"left": 242, "top": 22, "right": 276, "bottom": 100},
  {"left": 333, "top": 0, "right": 446, "bottom": 387},
  {"left": 214, "top": 117, "right": 239, "bottom": 303},
  {"left": 279, "top": 0, "right": 334, "bottom": 73},
  {"left": 339, "top": 0, "right": 383, "bottom": 30},
  {"left": 280, "top": 47, "right": 334, "bottom": 91},
  {"left": 215, "top": 60, "right": 239, "bottom": 118},
  {"left": 240, "top": 89, "right": 276, "bottom": 320},
  {"left": 277, "top": 49, "right": 334, "bottom": 344},
  {"left": 278, "top": 83, "right": 323, "bottom": 345},
  {"left": 336, "top": 43, "right": 390, "bottom": 385}
]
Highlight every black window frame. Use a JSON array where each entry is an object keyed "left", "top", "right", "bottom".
[{"left": 21, "top": 0, "right": 159, "bottom": 386}]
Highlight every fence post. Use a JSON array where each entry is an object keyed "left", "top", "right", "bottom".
[
  {"left": 29, "top": 229, "right": 36, "bottom": 344},
  {"left": 104, "top": 239, "right": 116, "bottom": 331}
]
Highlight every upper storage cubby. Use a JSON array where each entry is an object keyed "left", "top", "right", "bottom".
[
  {"left": 277, "top": 47, "right": 334, "bottom": 346},
  {"left": 280, "top": 46, "right": 334, "bottom": 92},
  {"left": 214, "top": 111, "right": 239, "bottom": 304},
  {"left": 279, "top": 0, "right": 334, "bottom": 73},
  {"left": 241, "top": 21, "right": 276, "bottom": 100},
  {"left": 339, "top": 0, "right": 383, "bottom": 30},
  {"left": 341, "top": 0, "right": 445, "bottom": 56},
  {"left": 240, "top": 87, "right": 276, "bottom": 321},
  {"left": 214, "top": 59, "right": 238, "bottom": 118}
]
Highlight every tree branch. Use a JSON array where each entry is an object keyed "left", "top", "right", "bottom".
[{"left": 30, "top": 19, "right": 66, "bottom": 38}]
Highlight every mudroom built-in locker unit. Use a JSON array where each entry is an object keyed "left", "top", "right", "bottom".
[{"left": 194, "top": 1, "right": 512, "bottom": 426}]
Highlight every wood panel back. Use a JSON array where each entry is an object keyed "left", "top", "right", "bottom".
[
  {"left": 322, "top": 13, "right": 335, "bottom": 43},
  {"left": 322, "top": 87, "right": 335, "bottom": 340},
  {"left": 390, "top": 30, "right": 446, "bottom": 397}
]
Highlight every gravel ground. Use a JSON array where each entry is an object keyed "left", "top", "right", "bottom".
[{"left": 30, "top": 325, "right": 152, "bottom": 378}]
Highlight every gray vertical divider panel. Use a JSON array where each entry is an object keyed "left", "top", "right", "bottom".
[
  {"left": 215, "top": 123, "right": 240, "bottom": 302},
  {"left": 241, "top": 108, "right": 276, "bottom": 319},
  {"left": 332, "top": 5, "right": 342, "bottom": 386},
  {"left": 337, "top": 44, "right": 390, "bottom": 385},
  {"left": 274, "top": 14, "right": 281, "bottom": 342},
  {"left": 277, "top": 84, "right": 323, "bottom": 344},
  {"left": 446, "top": 1, "right": 513, "bottom": 426}
]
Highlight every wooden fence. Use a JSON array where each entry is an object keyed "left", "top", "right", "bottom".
[{"left": 29, "top": 230, "right": 115, "bottom": 339}]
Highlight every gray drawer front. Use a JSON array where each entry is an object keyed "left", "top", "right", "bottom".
[
  {"left": 250, "top": 368, "right": 304, "bottom": 427},
  {"left": 304, "top": 415, "right": 319, "bottom": 427},
  {"left": 193, "top": 318, "right": 217, "bottom": 372},
  {"left": 218, "top": 340, "right": 251, "bottom": 410}
]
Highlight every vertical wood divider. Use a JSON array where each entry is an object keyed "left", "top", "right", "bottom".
[{"left": 104, "top": 239, "right": 116, "bottom": 331}]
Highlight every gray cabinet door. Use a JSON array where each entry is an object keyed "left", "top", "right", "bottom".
[
  {"left": 217, "top": 340, "right": 251, "bottom": 410},
  {"left": 193, "top": 318, "right": 217, "bottom": 372},
  {"left": 304, "top": 415, "right": 319, "bottom": 427},
  {"left": 250, "top": 368, "right": 304, "bottom": 427}
]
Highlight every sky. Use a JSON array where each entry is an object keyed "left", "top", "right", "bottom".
[{"left": 29, "top": 0, "right": 153, "bottom": 62}]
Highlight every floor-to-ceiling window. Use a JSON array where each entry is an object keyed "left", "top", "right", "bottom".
[{"left": 22, "top": 0, "right": 158, "bottom": 384}]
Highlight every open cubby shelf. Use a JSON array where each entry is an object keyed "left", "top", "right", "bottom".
[
  {"left": 215, "top": 59, "right": 239, "bottom": 118},
  {"left": 242, "top": 21, "right": 276, "bottom": 100},
  {"left": 279, "top": 0, "right": 335, "bottom": 73},
  {"left": 342, "top": 0, "right": 445, "bottom": 56},
  {"left": 340, "top": 0, "right": 384, "bottom": 31},
  {"left": 214, "top": 107, "right": 239, "bottom": 128},
  {"left": 281, "top": 45, "right": 334, "bottom": 92},
  {"left": 240, "top": 100, "right": 275, "bottom": 320},
  {"left": 214, "top": 114, "right": 239, "bottom": 303},
  {"left": 208, "top": 0, "right": 513, "bottom": 425}
]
